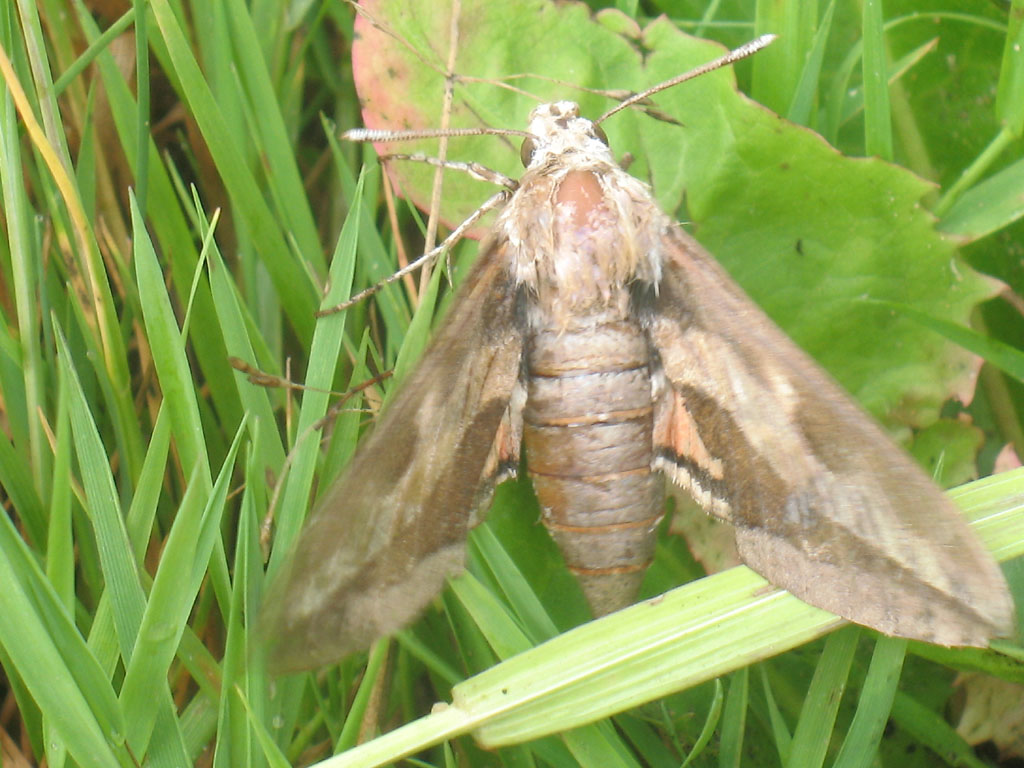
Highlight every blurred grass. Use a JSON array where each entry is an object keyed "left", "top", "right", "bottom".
[{"left": 0, "top": 1, "right": 1022, "bottom": 767}]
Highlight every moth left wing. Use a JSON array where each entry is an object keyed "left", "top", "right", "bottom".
[
  {"left": 262, "top": 240, "right": 525, "bottom": 673},
  {"left": 645, "top": 226, "right": 1014, "bottom": 646}
]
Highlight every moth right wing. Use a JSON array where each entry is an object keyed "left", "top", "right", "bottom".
[
  {"left": 261, "top": 239, "right": 525, "bottom": 673},
  {"left": 645, "top": 226, "right": 1013, "bottom": 646}
]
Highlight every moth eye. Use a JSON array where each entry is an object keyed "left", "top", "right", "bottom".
[
  {"left": 520, "top": 137, "right": 537, "bottom": 167},
  {"left": 593, "top": 124, "right": 609, "bottom": 146}
]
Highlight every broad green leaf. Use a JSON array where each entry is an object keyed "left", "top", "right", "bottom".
[{"left": 349, "top": 0, "right": 999, "bottom": 438}]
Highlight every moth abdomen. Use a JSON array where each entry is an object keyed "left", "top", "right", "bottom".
[{"left": 523, "top": 321, "right": 664, "bottom": 615}]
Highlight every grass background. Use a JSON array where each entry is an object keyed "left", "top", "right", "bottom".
[{"left": 0, "top": 0, "right": 1023, "bottom": 766}]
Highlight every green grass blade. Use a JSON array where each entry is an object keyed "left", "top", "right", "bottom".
[
  {"left": 222, "top": 0, "right": 324, "bottom": 276},
  {"left": 787, "top": 0, "right": 836, "bottom": 127},
  {"left": 681, "top": 678, "right": 724, "bottom": 767},
  {"left": 832, "top": 637, "right": 907, "bottom": 768},
  {"left": 995, "top": 0, "right": 1024, "bottom": 136},
  {"left": 147, "top": 0, "right": 318, "bottom": 344},
  {"left": 719, "top": 667, "right": 749, "bottom": 768},
  {"left": 861, "top": 0, "right": 892, "bottom": 159},
  {"left": 890, "top": 691, "right": 993, "bottom": 768},
  {"left": 787, "top": 627, "right": 859, "bottom": 767},
  {"left": 316, "top": 469, "right": 1022, "bottom": 765},
  {"left": 0, "top": 532, "right": 127, "bottom": 768},
  {"left": 73, "top": 5, "right": 245, "bottom": 433},
  {"left": 131, "top": 192, "right": 211, "bottom": 486},
  {"left": 120, "top": 419, "right": 245, "bottom": 757},
  {"left": 268, "top": 172, "right": 362, "bottom": 562},
  {"left": 873, "top": 299, "right": 1024, "bottom": 384},
  {"left": 56, "top": 325, "right": 146, "bottom": 660},
  {"left": 939, "top": 155, "right": 1024, "bottom": 240}
]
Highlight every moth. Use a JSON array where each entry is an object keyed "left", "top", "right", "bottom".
[{"left": 260, "top": 35, "right": 1014, "bottom": 674}]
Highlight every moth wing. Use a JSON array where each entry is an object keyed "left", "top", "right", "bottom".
[
  {"left": 647, "top": 226, "right": 1013, "bottom": 646},
  {"left": 262, "top": 241, "right": 524, "bottom": 673}
]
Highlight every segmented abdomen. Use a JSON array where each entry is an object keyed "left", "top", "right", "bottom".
[{"left": 523, "top": 319, "right": 664, "bottom": 616}]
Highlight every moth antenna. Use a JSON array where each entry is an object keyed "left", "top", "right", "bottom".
[
  {"left": 382, "top": 153, "right": 517, "bottom": 190},
  {"left": 480, "top": 76, "right": 682, "bottom": 124},
  {"left": 597, "top": 33, "right": 777, "bottom": 124},
  {"left": 459, "top": 72, "right": 656, "bottom": 103},
  {"left": 343, "top": 126, "right": 532, "bottom": 143},
  {"left": 315, "top": 188, "right": 513, "bottom": 317},
  {"left": 336, "top": 35, "right": 775, "bottom": 318},
  {"left": 458, "top": 72, "right": 673, "bottom": 115}
]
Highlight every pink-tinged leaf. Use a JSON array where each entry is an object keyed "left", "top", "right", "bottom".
[{"left": 349, "top": 0, "right": 1000, "bottom": 443}]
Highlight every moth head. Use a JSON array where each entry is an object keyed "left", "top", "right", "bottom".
[{"left": 521, "top": 101, "right": 611, "bottom": 169}]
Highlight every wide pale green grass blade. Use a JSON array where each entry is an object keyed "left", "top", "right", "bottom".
[
  {"left": 313, "top": 470, "right": 1022, "bottom": 766},
  {"left": 320, "top": 569, "right": 839, "bottom": 767},
  {"left": 3, "top": 3, "right": 1023, "bottom": 766}
]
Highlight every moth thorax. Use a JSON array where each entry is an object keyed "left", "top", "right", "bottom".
[{"left": 529, "top": 171, "right": 646, "bottom": 322}]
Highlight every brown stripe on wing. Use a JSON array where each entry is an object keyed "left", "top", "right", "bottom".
[
  {"left": 261, "top": 239, "right": 526, "bottom": 673},
  {"left": 644, "top": 225, "right": 1014, "bottom": 647}
]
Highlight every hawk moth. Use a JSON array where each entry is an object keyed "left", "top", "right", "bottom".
[{"left": 260, "top": 34, "right": 1014, "bottom": 674}]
